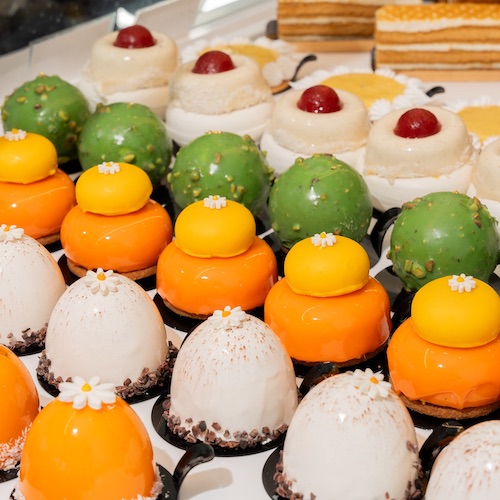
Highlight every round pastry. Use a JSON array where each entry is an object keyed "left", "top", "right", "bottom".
[
  {"left": 388, "top": 191, "right": 499, "bottom": 292},
  {"left": 275, "top": 369, "right": 420, "bottom": 499},
  {"left": 426, "top": 420, "right": 500, "bottom": 500},
  {"left": 2, "top": 74, "right": 90, "bottom": 163},
  {"left": 168, "top": 131, "right": 273, "bottom": 217},
  {"left": 268, "top": 154, "right": 372, "bottom": 250},
  {"left": 37, "top": 269, "right": 172, "bottom": 400},
  {"left": 446, "top": 96, "right": 500, "bottom": 145},
  {"left": 264, "top": 232, "right": 391, "bottom": 365},
  {"left": 60, "top": 161, "right": 173, "bottom": 279},
  {"left": 166, "top": 50, "right": 274, "bottom": 146},
  {"left": 78, "top": 24, "right": 179, "bottom": 118},
  {"left": 292, "top": 65, "right": 431, "bottom": 121},
  {"left": 0, "top": 344, "right": 39, "bottom": 472},
  {"left": 0, "top": 129, "right": 76, "bottom": 244},
  {"left": 260, "top": 85, "right": 370, "bottom": 175},
  {"left": 157, "top": 196, "right": 278, "bottom": 318},
  {"left": 163, "top": 306, "right": 298, "bottom": 448},
  {"left": 0, "top": 225, "right": 66, "bottom": 352},
  {"left": 387, "top": 273, "right": 500, "bottom": 419},
  {"left": 77, "top": 101, "right": 173, "bottom": 186},
  {"left": 182, "top": 36, "right": 302, "bottom": 93},
  {"left": 13, "top": 377, "right": 163, "bottom": 499},
  {"left": 356, "top": 106, "right": 476, "bottom": 212}
]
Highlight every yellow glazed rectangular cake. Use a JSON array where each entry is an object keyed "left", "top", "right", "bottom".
[
  {"left": 375, "top": 3, "right": 500, "bottom": 70},
  {"left": 277, "top": 0, "right": 422, "bottom": 40}
]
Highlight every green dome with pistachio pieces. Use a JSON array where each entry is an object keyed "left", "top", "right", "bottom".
[
  {"left": 2, "top": 74, "right": 90, "bottom": 163},
  {"left": 268, "top": 154, "right": 373, "bottom": 250},
  {"left": 78, "top": 102, "right": 173, "bottom": 186},
  {"left": 389, "top": 191, "right": 499, "bottom": 292},
  {"left": 168, "top": 131, "right": 273, "bottom": 216}
]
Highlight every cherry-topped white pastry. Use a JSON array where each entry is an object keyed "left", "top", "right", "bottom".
[
  {"left": 355, "top": 106, "right": 476, "bottom": 211},
  {"left": 166, "top": 50, "right": 274, "bottom": 146},
  {"left": 260, "top": 84, "right": 369, "bottom": 175},
  {"left": 78, "top": 24, "right": 179, "bottom": 117}
]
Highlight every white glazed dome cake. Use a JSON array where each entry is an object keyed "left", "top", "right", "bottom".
[
  {"left": 426, "top": 420, "right": 500, "bottom": 500},
  {"left": 38, "top": 268, "right": 172, "bottom": 399},
  {"left": 79, "top": 25, "right": 179, "bottom": 118},
  {"left": 12, "top": 377, "right": 163, "bottom": 499},
  {"left": 356, "top": 105, "right": 476, "bottom": 211},
  {"left": 0, "top": 224, "right": 66, "bottom": 352},
  {"left": 0, "top": 345, "right": 39, "bottom": 472},
  {"left": 163, "top": 306, "right": 298, "bottom": 448},
  {"left": 260, "top": 85, "right": 370, "bottom": 175},
  {"left": 166, "top": 51, "right": 274, "bottom": 146},
  {"left": 275, "top": 369, "right": 420, "bottom": 499}
]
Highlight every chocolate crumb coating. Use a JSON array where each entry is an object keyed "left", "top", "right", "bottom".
[{"left": 4, "top": 324, "right": 47, "bottom": 353}]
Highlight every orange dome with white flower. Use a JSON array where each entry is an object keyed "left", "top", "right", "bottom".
[
  {"left": 0, "top": 345, "right": 39, "bottom": 471},
  {"left": 15, "top": 376, "right": 162, "bottom": 499}
]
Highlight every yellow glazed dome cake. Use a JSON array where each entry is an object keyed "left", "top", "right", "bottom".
[
  {"left": 166, "top": 50, "right": 274, "bottom": 146},
  {"left": 275, "top": 369, "right": 420, "bottom": 499},
  {"left": 37, "top": 269, "right": 172, "bottom": 400},
  {"left": 260, "top": 85, "right": 370, "bottom": 175},
  {"left": 265, "top": 232, "right": 391, "bottom": 365},
  {"left": 0, "top": 129, "right": 76, "bottom": 244},
  {"left": 12, "top": 376, "right": 163, "bottom": 499},
  {"left": 163, "top": 306, "right": 298, "bottom": 448},
  {"left": 78, "top": 24, "right": 179, "bottom": 117},
  {"left": 0, "top": 345, "right": 39, "bottom": 472},
  {"left": 388, "top": 274, "right": 500, "bottom": 419},
  {"left": 356, "top": 106, "right": 476, "bottom": 211},
  {"left": 0, "top": 225, "right": 66, "bottom": 352},
  {"left": 61, "top": 161, "right": 173, "bottom": 279},
  {"left": 156, "top": 196, "right": 278, "bottom": 318}
]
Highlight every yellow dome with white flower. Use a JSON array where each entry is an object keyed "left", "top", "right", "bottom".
[
  {"left": 284, "top": 233, "right": 370, "bottom": 297},
  {"left": 411, "top": 274, "right": 500, "bottom": 348}
]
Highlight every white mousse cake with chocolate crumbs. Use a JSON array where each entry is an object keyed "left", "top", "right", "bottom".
[
  {"left": 163, "top": 306, "right": 298, "bottom": 448},
  {"left": 12, "top": 376, "right": 163, "bottom": 499},
  {"left": 38, "top": 268, "right": 174, "bottom": 399},
  {"left": 0, "top": 224, "right": 66, "bottom": 352},
  {"left": 275, "top": 369, "right": 421, "bottom": 499}
]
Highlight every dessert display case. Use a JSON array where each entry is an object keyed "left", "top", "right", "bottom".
[{"left": 1, "top": 1, "right": 499, "bottom": 498}]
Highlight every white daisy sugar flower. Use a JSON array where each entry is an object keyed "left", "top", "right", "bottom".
[
  {"left": 84, "top": 268, "right": 120, "bottom": 296},
  {"left": 97, "top": 161, "right": 121, "bottom": 175},
  {"left": 203, "top": 195, "right": 227, "bottom": 209},
  {"left": 311, "top": 232, "right": 336, "bottom": 248},
  {"left": 448, "top": 274, "right": 476, "bottom": 293},
  {"left": 58, "top": 376, "right": 116, "bottom": 410},
  {"left": 352, "top": 368, "right": 392, "bottom": 399},
  {"left": 211, "top": 305, "right": 247, "bottom": 329},
  {"left": 0, "top": 224, "right": 24, "bottom": 242}
]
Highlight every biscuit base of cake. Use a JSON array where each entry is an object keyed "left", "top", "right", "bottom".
[
  {"left": 37, "top": 232, "right": 61, "bottom": 246},
  {"left": 399, "top": 393, "right": 500, "bottom": 420},
  {"left": 67, "top": 258, "right": 157, "bottom": 281},
  {"left": 162, "top": 297, "right": 212, "bottom": 321}
]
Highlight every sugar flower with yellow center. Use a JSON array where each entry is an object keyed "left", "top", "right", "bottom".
[
  {"left": 84, "top": 268, "right": 120, "bottom": 295},
  {"left": 97, "top": 161, "right": 121, "bottom": 175},
  {"left": 59, "top": 376, "right": 116, "bottom": 410},
  {"left": 352, "top": 368, "right": 391, "bottom": 399},
  {"left": 4, "top": 128, "right": 27, "bottom": 141},
  {"left": 448, "top": 274, "right": 476, "bottom": 293},
  {"left": 203, "top": 195, "right": 227, "bottom": 209},
  {"left": 212, "top": 305, "right": 247, "bottom": 328},
  {"left": 0, "top": 224, "right": 24, "bottom": 242},
  {"left": 311, "top": 232, "right": 336, "bottom": 248}
]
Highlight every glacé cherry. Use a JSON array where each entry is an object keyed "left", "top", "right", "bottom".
[
  {"left": 393, "top": 108, "right": 442, "bottom": 139},
  {"left": 297, "top": 85, "right": 342, "bottom": 113},
  {"left": 192, "top": 51, "right": 236, "bottom": 74}
]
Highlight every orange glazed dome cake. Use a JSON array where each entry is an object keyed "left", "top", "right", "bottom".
[
  {"left": 166, "top": 50, "right": 274, "bottom": 146},
  {"left": 388, "top": 274, "right": 500, "bottom": 419},
  {"left": 274, "top": 369, "right": 420, "bottom": 499},
  {"left": 162, "top": 306, "right": 298, "bottom": 448},
  {"left": 156, "top": 195, "right": 278, "bottom": 319},
  {"left": 264, "top": 232, "right": 391, "bottom": 366},
  {"left": 78, "top": 24, "right": 179, "bottom": 118},
  {"left": 0, "top": 345, "right": 39, "bottom": 473},
  {"left": 12, "top": 377, "right": 163, "bottom": 499},
  {"left": 260, "top": 85, "right": 370, "bottom": 175},
  {"left": 61, "top": 161, "right": 173, "bottom": 280},
  {"left": 291, "top": 65, "right": 432, "bottom": 122},
  {"left": 356, "top": 106, "right": 476, "bottom": 211},
  {"left": 37, "top": 268, "right": 173, "bottom": 400},
  {"left": 0, "top": 129, "right": 76, "bottom": 245},
  {"left": 0, "top": 225, "right": 66, "bottom": 353}
]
